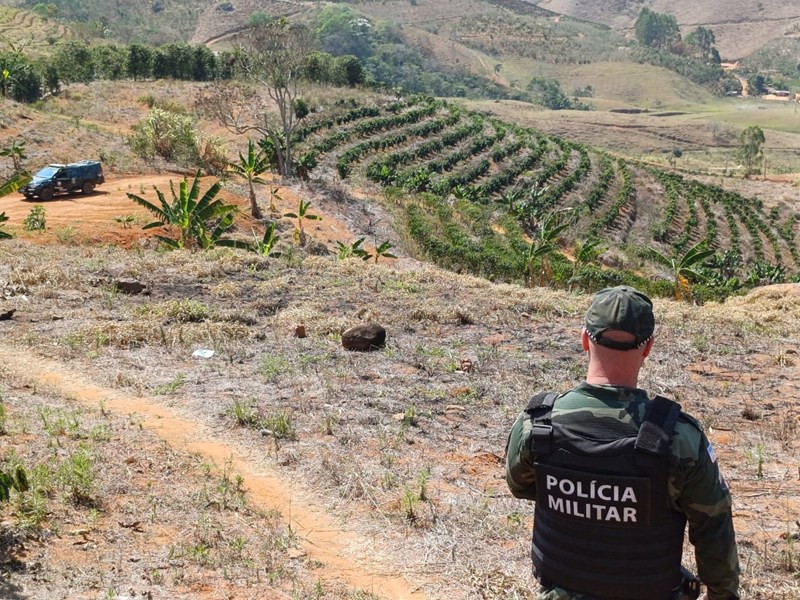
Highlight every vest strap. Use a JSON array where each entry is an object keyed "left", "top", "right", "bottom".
[
  {"left": 635, "top": 395, "right": 681, "bottom": 456},
  {"left": 525, "top": 391, "right": 559, "bottom": 413},
  {"left": 526, "top": 392, "right": 558, "bottom": 455}
]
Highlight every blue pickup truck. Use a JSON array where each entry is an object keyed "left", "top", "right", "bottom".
[{"left": 20, "top": 160, "right": 105, "bottom": 201}]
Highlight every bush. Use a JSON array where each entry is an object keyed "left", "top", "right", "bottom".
[
  {"left": 128, "top": 108, "right": 199, "bottom": 165},
  {"left": 23, "top": 205, "right": 46, "bottom": 231}
]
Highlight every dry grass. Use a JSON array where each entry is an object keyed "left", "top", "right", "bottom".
[{"left": 0, "top": 239, "right": 798, "bottom": 598}]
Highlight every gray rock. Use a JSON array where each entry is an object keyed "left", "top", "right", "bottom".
[
  {"left": 342, "top": 322, "right": 386, "bottom": 352},
  {"left": 113, "top": 278, "right": 147, "bottom": 295}
]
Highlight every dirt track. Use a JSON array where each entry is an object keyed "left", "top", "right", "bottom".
[{"left": 0, "top": 345, "right": 425, "bottom": 599}]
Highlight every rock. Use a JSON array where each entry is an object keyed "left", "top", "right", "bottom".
[
  {"left": 113, "top": 278, "right": 147, "bottom": 295},
  {"left": 341, "top": 323, "right": 386, "bottom": 352}
]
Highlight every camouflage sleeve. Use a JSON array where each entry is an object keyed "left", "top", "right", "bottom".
[
  {"left": 671, "top": 425, "right": 740, "bottom": 600},
  {"left": 505, "top": 411, "right": 537, "bottom": 501}
]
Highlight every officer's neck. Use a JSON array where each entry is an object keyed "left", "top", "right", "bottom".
[
  {"left": 585, "top": 371, "right": 640, "bottom": 389},
  {"left": 585, "top": 355, "right": 642, "bottom": 389}
]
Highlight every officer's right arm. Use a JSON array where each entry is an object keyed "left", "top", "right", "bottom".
[{"left": 505, "top": 411, "right": 537, "bottom": 500}]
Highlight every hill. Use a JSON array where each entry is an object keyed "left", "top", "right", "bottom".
[
  {"left": 536, "top": 0, "right": 800, "bottom": 59},
  {"left": 0, "top": 50, "right": 798, "bottom": 600},
  {"left": 0, "top": 216, "right": 798, "bottom": 599}
]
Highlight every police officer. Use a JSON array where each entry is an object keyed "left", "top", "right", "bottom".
[{"left": 505, "top": 286, "right": 740, "bottom": 600}]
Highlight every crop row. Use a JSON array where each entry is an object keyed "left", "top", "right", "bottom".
[
  {"left": 406, "top": 200, "right": 523, "bottom": 281},
  {"left": 649, "top": 170, "right": 680, "bottom": 242},
  {"left": 476, "top": 140, "right": 547, "bottom": 197},
  {"left": 336, "top": 108, "right": 462, "bottom": 179},
  {"left": 537, "top": 143, "right": 591, "bottom": 213},
  {"left": 422, "top": 126, "right": 503, "bottom": 175},
  {"left": 778, "top": 215, "right": 800, "bottom": 265},
  {"left": 581, "top": 155, "right": 615, "bottom": 215},
  {"left": 366, "top": 116, "right": 482, "bottom": 180},
  {"left": 293, "top": 105, "right": 381, "bottom": 143},
  {"left": 311, "top": 101, "right": 440, "bottom": 155},
  {"left": 588, "top": 159, "right": 633, "bottom": 237}
]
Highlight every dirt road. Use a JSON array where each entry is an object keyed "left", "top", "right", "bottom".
[{"left": 0, "top": 345, "right": 427, "bottom": 600}]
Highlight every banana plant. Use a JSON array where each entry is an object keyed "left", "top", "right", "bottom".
[
  {"left": 127, "top": 170, "right": 243, "bottom": 250},
  {"left": 373, "top": 240, "right": 397, "bottom": 264},
  {"left": 228, "top": 139, "right": 269, "bottom": 219},
  {"left": 283, "top": 198, "right": 320, "bottom": 247},
  {"left": 336, "top": 237, "right": 371, "bottom": 261},
  {"left": 647, "top": 240, "right": 715, "bottom": 302},
  {"left": 526, "top": 211, "right": 571, "bottom": 287},
  {"left": 250, "top": 221, "right": 281, "bottom": 257},
  {"left": 0, "top": 171, "right": 30, "bottom": 198},
  {"left": 0, "top": 465, "right": 28, "bottom": 503},
  {"left": 0, "top": 139, "right": 27, "bottom": 172},
  {"left": 0, "top": 212, "right": 12, "bottom": 240}
]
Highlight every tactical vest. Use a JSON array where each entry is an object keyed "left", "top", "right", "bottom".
[{"left": 527, "top": 392, "right": 687, "bottom": 600}]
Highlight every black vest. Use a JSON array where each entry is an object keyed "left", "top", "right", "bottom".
[{"left": 527, "top": 392, "right": 687, "bottom": 600}]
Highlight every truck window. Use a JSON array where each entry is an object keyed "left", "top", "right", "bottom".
[{"left": 35, "top": 166, "right": 60, "bottom": 179}]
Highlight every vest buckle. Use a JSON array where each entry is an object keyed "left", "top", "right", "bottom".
[{"left": 531, "top": 422, "right": 553, "bottom": 454}]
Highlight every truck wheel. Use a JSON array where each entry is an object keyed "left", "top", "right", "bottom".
[
  {"left": 40, "top": 187, "right": 54, "bottom": 201},
  {"left": 82, "top": 182, "right": 95, "bottom": 194}
]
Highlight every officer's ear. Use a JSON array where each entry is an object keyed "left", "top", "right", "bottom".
[
  {"left": 642, "top": 337, "right": 654, "bottom": 358},
  {"left": 581, "top": 328, "right": 590, "bottom": 352}
]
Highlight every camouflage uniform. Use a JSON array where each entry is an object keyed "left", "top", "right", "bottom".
[{"left": 506, "top": 382, "right": 740, "bottom": 600}]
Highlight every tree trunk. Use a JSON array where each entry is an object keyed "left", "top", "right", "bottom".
[{"left": 248, "top": 182, "right": 263, "bottom": 220}]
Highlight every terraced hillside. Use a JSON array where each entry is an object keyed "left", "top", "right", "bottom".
[
  {"left": 295, "top": 95, "right": 800, "bottom": 287},
  {"left": 0, "top": 6, "right": 75, "bottom": 55},
  {"left": 1, "top": 0, "right": 208, "bottom": 44}
]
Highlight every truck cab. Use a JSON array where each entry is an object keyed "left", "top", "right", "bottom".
[{"left": 20, "top": 160, "right": 105, "bottom": 201}]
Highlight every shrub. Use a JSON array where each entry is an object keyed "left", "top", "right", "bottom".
[
  {"left": 128, "top": 108, "right": 199, "bottom": 165},
  {"left": 23, "top": 205, "right": 46, "bottom": 231}
]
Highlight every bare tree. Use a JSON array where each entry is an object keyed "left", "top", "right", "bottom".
[{"left": 199, "top": 19, "right": 312, "bottom": 180}]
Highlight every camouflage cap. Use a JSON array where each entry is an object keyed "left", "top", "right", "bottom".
[{"left": 585, "top": 286, "right": 655, "bottom": 351}]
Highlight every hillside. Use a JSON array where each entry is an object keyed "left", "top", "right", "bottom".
[
  {"left": 536, "top": 0, "right": 800, "bottom": 58},
  {"left": 0, "top": 32, "right": 798, "bottom": 597},
  {"left": 0, "top": 0, "right": 209, "bottom": 44},
  {"left": 0, "top": 207, "right": 799, "bottom": 599}
]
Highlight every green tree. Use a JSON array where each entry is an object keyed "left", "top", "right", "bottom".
[
  {"left": 315, "top": 6, "right": 373, "bottom": 60},
  {"left": 91, "top": 45, "right": 127, "bottom": 80},
  {"left": 571, "top": 237, "right": 606, "bottom": 285},
  {"left": 228, "top": 138, "right": 269, "bottom": 219},
  {"left": 737, "top": 125, "right": 765, "bottom": 177},
  {"left": 635, "top": 8, "right": 680, "bottom": 50},
  {"left": 747, "top": 74, "right": 767, "bottom": 96},
  {"left": 0, "top": 139, "right": 27, "bottom": 172},
  {"left": 127, "top": 44, "right": 154, "bottom": 80},
  {"left": 0, "top": 53, "right": 42, "bottom": 103},
  {"left": 249, "top": 221, "right": 281, "bottom": 256},
  {"left": 128, "top": 108, "right": 199, "bottom": 165},
  {"left": 333, "top": 55, "right": 365, "bottom": 87},
  {"left": 53, "top": 41, "right": 94, "bottom": 84},
  {"left": 685, "top": 26, "right": 716, "bottom": 62},
  {"left": 373, "top": 240, "right": 397, "bottom": 263},
  {"left": 648, "top": 240, "right": 715, "bottom": 302},
  {"left": 304, "top": 51, "right": 335, "bottom": 84},
  {"left": 127, "top": 170, "right": 245, "bottom": 250}
]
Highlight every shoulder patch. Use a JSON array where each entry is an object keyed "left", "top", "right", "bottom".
[{"left": 707, "top": 442, "right": 717, "bottom": 464}]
